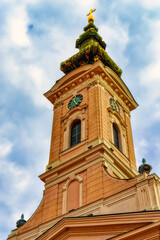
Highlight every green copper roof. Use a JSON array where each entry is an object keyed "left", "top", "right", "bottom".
[{"left": 60, "top": 20, "right": 122, "bottom": 77}]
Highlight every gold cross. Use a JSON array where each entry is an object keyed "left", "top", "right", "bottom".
[{"left": 87, "top": 9, "right": 96, "bottom": 17}]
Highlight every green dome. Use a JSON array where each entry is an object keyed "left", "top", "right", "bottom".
[
  {"left": 16, "top": 214, "right": 26, "bottom": 228},
  {"left": 60, "top": 20, "right": 122, "bottom": 77}
]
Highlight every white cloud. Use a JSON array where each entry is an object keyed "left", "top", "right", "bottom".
[
  {"left": 6, "top": 5, "right": 31, "bottom": 47},
  {"left": 122, "top": 0, "right": 160, "bottom": 9},
  {"left": 134, "top": 138, "right": 149, "bottom": 165},
  {"left": 72, "top": 0, "right": 97, "bottom": 14},
  {"left": 0, "top": 155, "right": 44, "bottom": 239},
  {"left": 51, "top": 0, "right": 97, "bottom": 10},
  {"left": 139, "top": 19, "right": 160, "bottom": 120},
  {"left": 0, "top": 0, "right": 39, "bottom": 5},
  {"left": 133, "top": 15, "right": 160, "bottom": 171},
  {"left": 0, "top": 141, "right": 13, "bottom": 157},
  {"left": 26, "top": 65, "right": 51, "bottom": 107},
  {"left": 139, "top": 0, "right": 160, "bottom": 9},
  {"left": 50, "top": 26, "right": 78, "bottom": 60},
  {"left": 99, "top": 19, "right": 129, "bottom": 69},
  {"left": 2, "top": 51, "right": 52, "bottom": 108},
  {"left": 0, "top": 159, "right": 30, "bottom": 203}
]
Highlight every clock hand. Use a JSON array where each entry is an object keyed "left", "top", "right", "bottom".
[{"left": 73, "top": 98, "right": 77, "bottom": 105}]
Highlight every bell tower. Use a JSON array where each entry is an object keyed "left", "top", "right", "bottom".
[
  {"left": 45, "top": 9, "right": 138, "bottom": 180},
  {"left": 8, "top": 10, "right": 160, "bottom": 240}
]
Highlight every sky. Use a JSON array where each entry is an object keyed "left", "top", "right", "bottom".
[{"left": 0, "top": 0, "right": 160, "bottom": 239}]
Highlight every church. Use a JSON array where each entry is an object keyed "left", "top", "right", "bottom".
[{"left": 8, "top": 10, "right": 160, "bottom": 240}]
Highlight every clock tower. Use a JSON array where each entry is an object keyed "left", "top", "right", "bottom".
[
  {"left": 8, "top": 10, "right": 160, "bottom": 240},
  {"left": 44, "top": 10, "right": 138, "bottom": 180}
]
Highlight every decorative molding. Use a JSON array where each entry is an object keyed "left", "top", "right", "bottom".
[
  {"left": 87, "top": 80, "right": 97, "bottom": 89},
  {"left": 63, "top": 174, "right": 83, "bottom": 191},
  {"left": 45, "top": 62, "right": 138, "bottom": 114},
  {"left": 62, "top": 103, "right": 88, "bottom": 122},
  {"left": 54, "top": 101, "right": 64, "bottom": 110},
  {"left": 108, "top": 107, "right": 126, "bottom": 128}
]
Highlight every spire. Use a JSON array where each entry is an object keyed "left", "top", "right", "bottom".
[{"left": 60, "top": 10, "right": 122, "bottom": 77}]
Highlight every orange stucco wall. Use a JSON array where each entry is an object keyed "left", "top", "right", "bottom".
[
  {"left": 17, "top": 161, "right": 137, "bottom": 235},
  {"left": 12, "top": 64, "right": 139, "bottom": 239},
  {"left": 49, "top": 80, "right": 137, "bottom": 171}
]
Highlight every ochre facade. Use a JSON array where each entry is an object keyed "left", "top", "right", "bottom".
[{"left": 8, "top": 17, "right": 160, "bottom": 240}]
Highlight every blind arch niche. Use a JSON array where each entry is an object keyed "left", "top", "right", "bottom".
[{"left": 62, "top": 175, "right": 83, "bottom": 214}]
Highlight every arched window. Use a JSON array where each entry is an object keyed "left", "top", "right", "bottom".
[
  {"left": 70, "top": 120, "right": 81, "bottom": 147},
  {"left": 113, "top": 124, "right": 120, "bottom": 149}
]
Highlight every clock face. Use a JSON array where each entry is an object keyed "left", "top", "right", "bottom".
[
  {"left": 110, "top": 98, "right": 120, "bottom": 114},
  {"left": 68, "top": 94, "right": 83, "bottom": 110}
]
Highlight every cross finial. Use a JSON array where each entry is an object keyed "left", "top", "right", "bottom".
[
  {"left": 142, "top": 158, "right": 146, "bottom": 164},
  {"left": 87, "top": 9, "right": 96, "bottom": 22}
]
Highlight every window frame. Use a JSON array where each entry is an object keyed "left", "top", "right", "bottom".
[
  {"left": 70, "top": 120, "right": 81, "bottom": 147},
  {"left": 113, "top": 123, "right": 120, "bottom": 149},
  {"left": 62, "top": 105, "right": 87, "bottom": 151},
  {"left": 112, "top": 123, "right": 122, "bottom": 151}
]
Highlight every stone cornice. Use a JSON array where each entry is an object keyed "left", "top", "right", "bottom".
[
  {"left": 108, "top": 219, "right": 160, "bottom": 240},
  {"left": 36, "top": 211, "right": 160, "bottom": 240},
  {"left": 39, "top": 141, "right": 137, "bottom": 186},
  {"left": 44, "top": 61, "right": 138, "bottom": 111}
]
